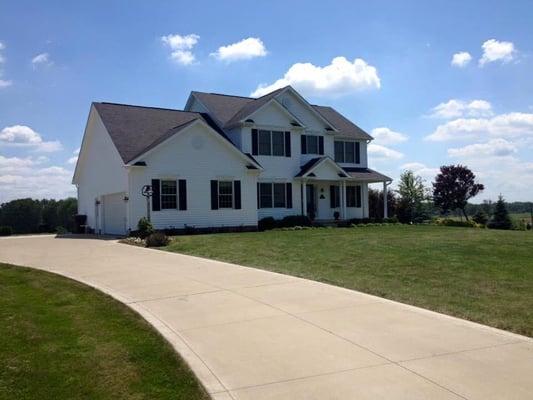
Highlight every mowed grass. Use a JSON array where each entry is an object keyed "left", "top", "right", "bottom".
[
  {"left": 0, "top": 264, "right": 208, "bottom": 400},
  {"left": 165, "top": 225, "right": 533, "bottom": 336}
]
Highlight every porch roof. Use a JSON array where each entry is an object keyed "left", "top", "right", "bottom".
[
  {"left": 296, "top": 158, "right": 392, "bottom": 183},
  {"left": 344, "top": 167, "right": 392, "bottom": 183}
]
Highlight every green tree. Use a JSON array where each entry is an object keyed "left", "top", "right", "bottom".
[
  {"left": 0, "top": 198, "right": 42, "bottom": 234},
  {"left": 487, "top": 195, "right": 512, "bottom": 230},
  {"left": 396, "top": 170, "right": 428, "bottom": 223}
]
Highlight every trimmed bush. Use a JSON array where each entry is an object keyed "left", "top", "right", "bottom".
[
  {"left": 258, "top": 217, "right": 276, "bottom": 231},
  {"left": 137, "top": 217, "right": 154, "bottom": 239},
  {"left": 0, "top": 226, "right": 13, "bottom": 236},
  {"left": 434, "top": 218, "right": 480, "bottom": 228},
  {"left": 145, "top": 232, "right": 170, "bottom": 247},
  {"left": 472, "top": 210, "right": 489, "bottom": 226},
  {"left": 278, "top": 215, "right": 312, "bottom": 228}
]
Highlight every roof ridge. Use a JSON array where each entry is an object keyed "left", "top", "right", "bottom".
[
  {"left": 193, "top": 91, "right": 253, "bottom": 100},
  {"left": 96, "top": 102, "right": 197, "bottom": 113}
]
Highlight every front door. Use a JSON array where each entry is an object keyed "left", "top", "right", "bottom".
[{"left": 306, "top": 184, "right": 316, "bottom": 219}]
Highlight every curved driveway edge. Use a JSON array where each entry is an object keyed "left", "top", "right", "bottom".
[{"left": 1, "top": 235, "right": 531, "bottom": 400}]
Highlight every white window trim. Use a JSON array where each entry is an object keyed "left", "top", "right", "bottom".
[
  {"left": 259, "top": 182, "right": 287, "bottom": 209},
  {"left": 258, "top": 129, "right": 286, "bottom": 157},
  {"left": 303, "top": 134, "right": 321, "bottom": 155},
  {"left": 335, "top": 140, "right": 359, "bottom": 164},
  {"left": 160, "top": 179, "right": 178, "bottom": 210},
  {"left": 218, "top": 180, "right": 234, "bottom": 209}
]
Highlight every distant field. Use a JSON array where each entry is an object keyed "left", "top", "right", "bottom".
[{"left": 165, "top": 225, "right": 533, "bottom": 336}]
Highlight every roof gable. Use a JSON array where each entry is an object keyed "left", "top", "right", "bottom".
[{"left": 296, "top": 157, "right": 349, "bottom": 179}]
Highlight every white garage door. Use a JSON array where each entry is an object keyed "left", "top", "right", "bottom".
[{"left": 103, "top": 192, "right": 126, "bottom": 235}]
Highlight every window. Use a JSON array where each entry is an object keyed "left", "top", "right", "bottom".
[
  {"left": 272, "top": 131, "right": 285, "bottom": 156},
  {"left": 258, "top": 130, "right": 271, "bottom": 155},
  {"left": 161, "top": 180, "right": 177, "bottom": 209},
  {"left": 346, "top": 186, "right": 361, "bottom": 207},
  {"left": 334, "top": 141, "right": 360, "bottom": 164},
  {"left": 301, "top": 134, "right": 323, "bottom": 155},
  {"left": 259, "top": 183, "right": 273, "bottom": 208},
  {"left": 273, "top": 183, "right": 286, "bottom": 207},
  {"left": 258, "top": 182, "right": 291, "bottom": 208},
  {"left": 218, "top": 181, "right": 233, "bottom": 208}
]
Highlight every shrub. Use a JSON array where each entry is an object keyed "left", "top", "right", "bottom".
[
  {"left": 145, "top": 232, "right": 170, "bottom": 247},
  {"left": 278, "top": 215, "right": 312, "bottom": 228},
  {"left": 472, "top": 210, "right": 489, "bottom": 226},
  {"left": 258, "top": 217, "right": 276, "bottom": 231},
  {"left": 137, "top": 217, "right": 154, "bottom": 238},
  {"left": 434, "top": 218, "right": 480, "bottom": 228},
  {"left": 0, "top": 226, "right": 12, "bottom": 236},
  {"left": 56, "top": 226, "right": 68, "bottom": 234}
]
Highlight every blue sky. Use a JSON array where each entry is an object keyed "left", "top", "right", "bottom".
[{"left": 1, "top": 0, "right": 532, "bottom": 202}]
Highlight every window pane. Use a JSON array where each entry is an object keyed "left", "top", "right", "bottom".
[
  {"left": 272, "top": 131, "right": 285, "bottom": 156},
  {"left": 346, "top": 186, "right": 356, "bottom": 207},
  {"left": 218, "top": 181, "right": 233, "bottom": 208},
  {"left": 273, "top": 183, "right": 286, "bottom": 207},
  {"left": 333, "top": 186, "right": 340, "bottom": 208},
  {"left": 334, "top": 141, "right": 344, "bottom": 162},
  {"left": 307, "top": 135, "right": 318, "bottom": 154},
  {"left": 259, "top": 183, "right": 272, "bottom": 208},
  {"left": 258, "top": 130, "right": 271, "bottom": 155},
  {"left": 161, "top": 180, "right": 177, "bottom": 209},
  {"left": 345, "top": 142, "right": 355, "bottom": 163}
]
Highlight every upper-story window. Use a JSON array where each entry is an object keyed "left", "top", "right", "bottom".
[
  {"left": 301, "top": 134, "right": 324, "bottom": 155},
  {"left": 252, "top": 129, "right": 291, "bottom": 157},
  {"left": 334, "top": 140, "right": 360, "bottom": 163}
]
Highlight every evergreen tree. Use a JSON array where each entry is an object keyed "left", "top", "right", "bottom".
[{"left": 487, "top": 195, "right": 512, "bottom": 230}]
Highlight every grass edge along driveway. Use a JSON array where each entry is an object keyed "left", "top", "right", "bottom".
[
  {"left": 164, "top": 225, "right": 533, "bottom": 337},
  {"left": 0, "top": 263, "right": 209, "bottom": 400}
]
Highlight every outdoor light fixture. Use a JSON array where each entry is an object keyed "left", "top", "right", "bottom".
[{"left": 123, "top": 195, "right": 129, "bottom": 202}]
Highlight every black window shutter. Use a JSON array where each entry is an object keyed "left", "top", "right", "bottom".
[
  {"left": 356, "top": 185, "right": 362, "bottom": 207},
  {"left": 301, "top": 135, "right": 307, "bottom": 154},
  {"left": 234, "top": 180, "right": 241, "bottom": 209},
  {"left": 355, "top": 142, "right": 360, "bottom": 164},
  {"left": 251, "top": 129, "right": 258, "bottom": 155},
  {"left": 330, "top": 185, "right": 336, "bottom": 208},
  {"left": 286, "top": 183, "right": 292, "bottom": 208},
  {"left": 284, "top": 131, "right": 291, "bottom": 157},
  {"left": 318, "top": 136, "right": 324, "bottom": 155},
  {"left": 178, "top": 179, "right": 187, "bottom": 210},
  {"left": 210, "top": 180, "right": 219, "bottom": 210},
  {"left": 257, "top": 182, "right": 260, "bottom": 209},
  {"left": 151, "top": 179, "right": 160, "bottom": 211}
]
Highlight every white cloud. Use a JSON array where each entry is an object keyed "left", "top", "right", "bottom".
[
  {"left": 451, "top": 51, "right": 472, "bottom": 67},
  {"left": 429, "top": 99, "right": 493, "bottom": 119},
  {"left": 479, "top": 39, "right": 516, "bottom": 66},
  {"left": 0, "top": 79, "right": 12, "bottom": 88},
  {"left": 0, "top": 155, "right": 74, "bottom": 202},
  {"left": 67, "top": 148, "right": 80, "bottom": 164},
  {"left": 368, "top": 144, "right": 404, "bottom": 160},
  {"left": 448, "top": 138, "right": 517, "bottom": 158},
  {"left": 31, "top": 52, "right": 52, "bottom": 68},
  {"left": 425, "top": 112, "right": 533, "bottom": 142},
  {"left": 211, "top": 37, "right": 267, "bottom": 62},
  {"left": 400, "top": 162, "right": 440, "bottom": 181},
  {"left": 0, "top": 125, "right": 63, "bottom": 152},
  {"left": 0, "top": 41, "right": 11, "bottom": 88},
  {"left": 251, "top": 56, "right": 380, "bottom": 97},
  {"left": 161, "top": 33, "right": 199, "bottom": 65},
  {"left": 371, "top": 127, "right": 408, "bottom": 145},
  {"left": 0, "top": 42, "right": 4, "bottom": 51}
]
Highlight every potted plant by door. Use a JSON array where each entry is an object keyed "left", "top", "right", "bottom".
[{"left": 333, "top": 211, "right": 340, "bottom": 221}]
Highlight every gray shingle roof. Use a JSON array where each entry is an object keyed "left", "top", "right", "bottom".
[
  {"left": 343, "top": 167, "right": 392, "bottom": 182},
  {"left": 312, "top": 105, "right": 373, "bottom": 140},
  {"left": 191, "top": 92, "right": 253, "bottom": 126},
  {"left": 93, "top": 102, "right": 230, "bottom": 163}
]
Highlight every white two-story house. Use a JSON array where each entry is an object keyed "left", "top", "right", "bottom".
[{"left": 73, "top": 86, "right": 391, "bottom": 235}]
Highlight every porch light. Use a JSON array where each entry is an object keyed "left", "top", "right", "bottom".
[{"left": 123, "top": 195, "right": 129, "bottom": 202}]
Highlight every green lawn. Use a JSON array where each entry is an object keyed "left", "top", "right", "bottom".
[
  {"left": 165, "top": 225, "right": 533, "bottom": 336},
  {"left": 0, "top": 264, "right": 208, "bottom": 400}
]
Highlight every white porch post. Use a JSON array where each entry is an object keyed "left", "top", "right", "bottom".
[
  {"left": 383, "top": 181, "right": 388, "bottom": 219},
  {"left": 302, "top": 179, "right": 307, "bottom": 216},
  {"left": 341, "top": 180, "right": 347, "bottom": 220}
]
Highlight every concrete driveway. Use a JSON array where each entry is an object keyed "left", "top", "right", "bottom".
[{"left": 0, "top": 235, "right": 531, "bottom": 400}]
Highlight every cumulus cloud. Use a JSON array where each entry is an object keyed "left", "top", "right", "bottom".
[
  {"left": 425, "top": 112, "right": 533, "bottom": 142},
  {"left": 161, "top": 33, "right": 200, "bottom": 65},
  {"left": 429, "top": 99, "right": 493, "bottom": 119},
  {"left": 451, "top": 51, "right": 472, "bottom": 67},
  {"left": 0, "top": 125, "right": 63, "bottom": 152},
  {"left": 479, "top": 39, "right": 516, "bottom": 66},
  {"left": 67, "top": 148, "right": 80, "bottom": 164},
  {"left": 251, "top": 56, "right": 380, "bottom": 97},
  {"left": 400, "top": 162, "right": 440, "bottom": 181},
  {"left": 368, "top": 144, "right": 404, "bottom": 160},
  {"left": 0, "top": 155, "right": 74, "bottom": 202},
  {"left": 31, "top": 52, "right": 52, "bottom": 68},
  {"left": 371, "top": 127, "right": 408, "bottom": 145},
  {"left": 211, "top": 37, "right": 267, "bottom": 62},
  {"left": 0, "top": 41, "right": 12, "bottom": 88},
  {"left": 448, "top": 138, "right": 517, "bottom": 158}
]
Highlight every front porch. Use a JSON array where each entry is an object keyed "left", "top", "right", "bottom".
[{"left": 296, "top": 157, "right": 392, "bottom": 220}]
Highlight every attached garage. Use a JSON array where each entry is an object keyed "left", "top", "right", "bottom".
[{"left": 102, "top": 192, "right": 126, "bottom": 235}]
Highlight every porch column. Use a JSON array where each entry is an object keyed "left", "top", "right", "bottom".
[
  {"left": 383, "top": 181, "right": 388, "bottom": 219},
  {"left": 341, "top": 180, "right": 347, "bottom": 220},
  {"left": 302, "top": 179, "right": 307, "bottom": 216}
]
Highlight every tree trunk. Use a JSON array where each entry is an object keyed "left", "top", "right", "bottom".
[{"left": 462, "top": 208, "right": 469, "bottom": 221}]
